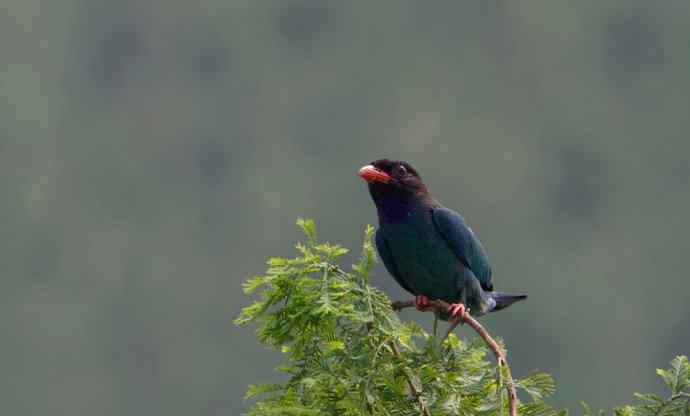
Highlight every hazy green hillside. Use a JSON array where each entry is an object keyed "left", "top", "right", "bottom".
[{"left": 2, "top": 1, "right": 689, "bottom": 414}]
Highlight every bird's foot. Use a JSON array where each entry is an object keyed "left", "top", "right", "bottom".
[
  {"left": 414, "top": 295, "right": 431, "bottom": 311},
  {"left": 447, "top": 303, "right": 467, "bottom": 321},
  {"left": 441, "top": 303, "right": 469, "bottom": 343}
]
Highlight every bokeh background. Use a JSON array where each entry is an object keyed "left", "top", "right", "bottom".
[{"left": 3, "top": 1, "right": 689, "bottom": 414}]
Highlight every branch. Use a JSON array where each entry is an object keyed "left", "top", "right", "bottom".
[
  {"left": 654, "top": 392, "right": 690, "bottom": 416},
  {"left": 390, "top": 341, "right": 432, "bottom": 416},
  {"left": 392, "top": 299, "right": 519, "bottom": 416}
]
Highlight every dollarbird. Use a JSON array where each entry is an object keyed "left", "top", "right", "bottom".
[{"left": 358, "top": 159, "right": 526, "bottom": 335}]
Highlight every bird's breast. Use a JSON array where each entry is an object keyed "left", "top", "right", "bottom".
[{"left": 380, "top": 216, "right": 464, "bottom": 301}]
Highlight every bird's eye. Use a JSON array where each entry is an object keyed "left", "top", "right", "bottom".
[{"left": 397, "top": 165, "right": 407, "bottom": 176}]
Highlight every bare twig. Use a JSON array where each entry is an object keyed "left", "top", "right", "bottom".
[
  {"left": 390, "top": 341, "right": 432, "bottom": 416},
  {"left": 391, "top": 299, "right": 415, "bottom": 311},
  {"left": 391, "top": 299, "right": 519, "bottom": 416}
]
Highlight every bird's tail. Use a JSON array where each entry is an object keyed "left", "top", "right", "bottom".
[{"left": 489, "top": 292, "right": 527, "bottom": 312}]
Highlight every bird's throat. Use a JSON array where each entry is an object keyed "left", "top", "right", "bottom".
[{"left": 376, "top": 198, "right": 429, "bottom": 223}]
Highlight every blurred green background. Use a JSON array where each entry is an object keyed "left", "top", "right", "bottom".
[{"left": 3, "top": 1, "right": 689, "bottom": 414}]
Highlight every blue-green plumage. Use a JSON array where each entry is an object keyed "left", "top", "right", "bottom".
[{"left": 359, "top": 159, "right": 526, "bottom": 321}]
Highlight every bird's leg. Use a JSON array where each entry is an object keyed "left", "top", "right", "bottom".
[
  {"left": 441, "top": 303, "right": 468, "bottom": 342},
  {"left": 414, "top": 295, "right": 430, "bottom": 311}
]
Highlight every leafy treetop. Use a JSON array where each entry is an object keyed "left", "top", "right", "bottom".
[{"left": 236, "top": 219, "right": 689, "bottom": 416}]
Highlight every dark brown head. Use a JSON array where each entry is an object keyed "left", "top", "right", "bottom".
[{"left": 358, "top": 159, "right": 433, "bottom": 221}]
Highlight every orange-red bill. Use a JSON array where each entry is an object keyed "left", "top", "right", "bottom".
[{"left": 358, "top": 165, "right": 392, "bottom": 183}]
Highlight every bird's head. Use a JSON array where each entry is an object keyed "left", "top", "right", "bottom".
[{"left": 358, "top": 159, "right": 432, "bottom": 214}]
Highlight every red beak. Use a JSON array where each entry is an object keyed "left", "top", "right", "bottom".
[{"left": 358, "top": 165, "right": 392, "bottom": 184}]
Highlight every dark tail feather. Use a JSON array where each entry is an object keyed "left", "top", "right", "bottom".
[{"left": 490, "top": 292, "right": 527, "bottom": 312}]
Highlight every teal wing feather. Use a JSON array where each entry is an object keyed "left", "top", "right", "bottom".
[
  {"left": 431, "top": 207, "right": 494, "bottom": 292},
  {"left": 375, "top": 228, "right": 416, "bottom": 295}
]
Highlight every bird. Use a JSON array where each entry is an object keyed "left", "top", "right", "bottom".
[{"left": 358, "top": 158, "right": 526, "bottom": 337}]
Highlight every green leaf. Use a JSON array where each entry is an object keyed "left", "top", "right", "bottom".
[
  {"left": 658, "top": 356, "right": 690, "bottom": 394},
  {"left": 519, "top": 401, "right": 566, "bottom": 416},
  {"left": 296, "top": 218, "right": 317, "bottom": 245},
  {"left": 517, "top": 372, "right": 556, "bottom": 401},
  {"left": 243, "top": 276, "right": 267, "bottom": 294},
  {"left": 322, "top": 340, "right": 346, "bottom": 354},
  {"left": 268, "top": 257, "right": 288, "bottom": 267},
  {"left": 245, "top": 383, "right": 283, "bottom": 399},
  {"left": 604, "top": 356, "right": 690, "bottom": 416},
  {"left": 353, "top": 224, "right": 377, "bottom": 281},
  {"left": 581, "top": 402, "right": 599, "bottom": 416},
  {"left": 633, "top": 392, "right": 663, "bottom": 404}
]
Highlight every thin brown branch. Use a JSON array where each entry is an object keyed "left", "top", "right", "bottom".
[
  {"left": 391, "top": 299, "right": 519, "bottom": 416},
  {"left": 389, "top": 341, "right": 432, "bottom": 416}
]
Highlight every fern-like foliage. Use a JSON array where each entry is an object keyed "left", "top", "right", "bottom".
[
  {"left": 236, "top": 219, "right": 562, "bottom": 415},
  {"left": 583, "top": 356, "right": 690, "bottom": 416}
]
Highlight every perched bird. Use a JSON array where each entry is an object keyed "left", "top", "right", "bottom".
[{"left": 358, "top": 159, "right": 526, "bottom": 334}]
